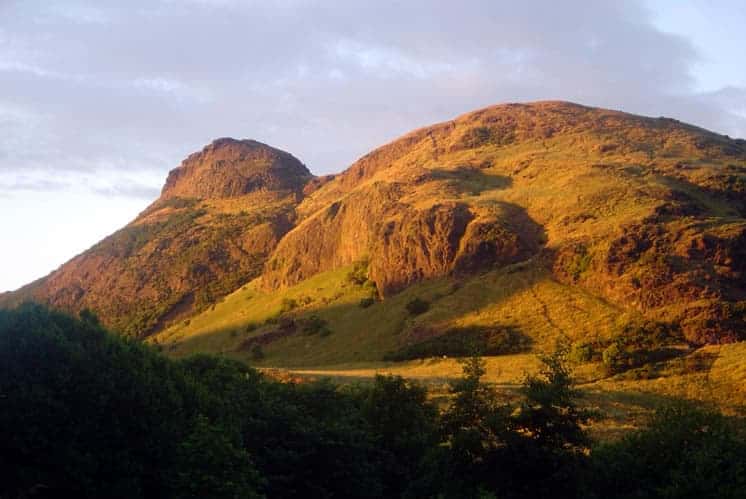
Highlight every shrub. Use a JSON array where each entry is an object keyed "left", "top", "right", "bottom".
[
  {"left": 405, "top": 298, "right": 430, "bottom": 316},
  {"left": 602, "top": 343, "right": 625, "bottom": 373},
  {"left": 601, "top": 320, "right": 683, "bottom": 374},
  {"left": 569, "top": 341, "right": 594, "bottom": 364},
  {"left": 279, "top": 298, "right": 298, "bottom": 314},
  {"left": 245, "top": 323, "right": 258, "bottom": 333},
  {"left": 586, "top": 404, "right": 746, "bottom": 498},
  {"left": 460, "top": 126, "right": 515, "bottom": 149},
  {"left": 359, "top": 297, "right": 375, "bottom": 308},
  {"left": 347, "top": 260, "right": 369, "bottom": 285},
  {"left": 250, "top": 345, "right": 265, "bottom": 360},
  {"left": 384, "top": 325, "right": 530, "bottom": 361},
  {"left": 301, "top": 315, "right": 328, "bottom": 335},
  {"left": 565, "top": 245, "right": 593, "bottom": 281}
]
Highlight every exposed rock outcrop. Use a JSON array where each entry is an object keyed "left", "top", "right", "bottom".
[{"left": 162, "top": 138, "right": 311, "bottom": 199}]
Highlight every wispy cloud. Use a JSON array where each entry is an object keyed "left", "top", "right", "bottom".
[{"left": 0, "top": 0, "right": 744, "bottom": 200}]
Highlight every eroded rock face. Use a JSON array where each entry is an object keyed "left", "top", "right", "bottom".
[
  {"left": 162, "top": 138, "right": 311, "bottom": 199},
  {"left": 263, "top": 183, "right": 543, "bottom": 296},
  {"left": 553, "top": 217, "right": 746, "bottom": 344}
]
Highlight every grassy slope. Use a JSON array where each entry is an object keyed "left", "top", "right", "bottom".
[{"left": 152, "top": 260, "right": 625, "bottom": 367}]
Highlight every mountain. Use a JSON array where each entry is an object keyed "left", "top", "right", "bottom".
[
  {"left": 2, "top": 138, "right": 312, "bottom": 336},
  {"left": 4, "top": 101, "right": 746, "bottom": 356}
]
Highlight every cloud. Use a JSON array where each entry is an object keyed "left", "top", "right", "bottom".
[
  {"left": 0, "top": 0, "right": 744, "bottom": 198},
  {"left": 0, "top": 168, "right": 162, "bottom": 201}
]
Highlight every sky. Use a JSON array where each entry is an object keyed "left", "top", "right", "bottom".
[{"left": 1, "top": 0, "right": 745, "bottom": 292}]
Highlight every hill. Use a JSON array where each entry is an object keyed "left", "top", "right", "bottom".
[
  {"left": 151, "top": 101, "right": 746, "bottom": 366},
  {"left": 1, "top": 139, "right": 312, "bottom": 336},
  {"left": 4, "top": 101, "right": 746, "bottom": 358}
]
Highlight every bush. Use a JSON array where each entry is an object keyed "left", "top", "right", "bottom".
[
  {"left": 384, "top": 325, "right": 530, "bottom": 361},
  {"left": 359, "top": 297, "right": 375, "bottom": 308},
  {"left": 586, "top": 404, "right": 746, "bottom": 498},
  {"left": 279, "top": 298, "right": 298, "bottom": 314},
  {"left": 346, "top": 259, "right": 369, "bottom": 285},
  {"left": 301, "top": 315, "right": 329, "bottom": 335},
  {"left": 405, "top": 298, "right": 430, "bottom": 316},
  {"left": 601, "top": 320, "right": 682, "bottom": 374},
  {"left": 602, "top": 343, "right": 625, "bottom": 373},
  {"left": 250, "top": 344, "right": 265, "bottom": 360},
  {"left": 460, "top": 126, "right": 515, "bottom": 148},
  {"left": 569, "top": 341, "right": 594, "bottom": 364}
]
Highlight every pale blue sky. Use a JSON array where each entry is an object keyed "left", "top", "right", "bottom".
[
  {"left": 647, "top": 0, "right": 746, "bottom": 92},
  {"left": 1, "top": 0, "right": 745, "bottom": 292}
]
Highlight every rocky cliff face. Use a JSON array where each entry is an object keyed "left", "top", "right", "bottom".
[
  {"left": 4, "top": 102, "right": 746, "bottom": 344},
  {"left": 161, "top": 138, "right": 311, "bottom": 199}
]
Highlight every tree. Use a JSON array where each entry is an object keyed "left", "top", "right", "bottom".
[
  {"left": 515, "top": 347, "right": 590, "bottom": 450},
  {"left": 586, "top": 403, "right": 746, "bottom": 498},
  {"left": 359, "top": 375, "right": 438, "bottom": 497},
  {"left": 418, "top": 353, "right": 511, "bottom": 498},
  {"left": 495, "top": 348, "right": 591, "bottom": 499},
  {"left": 173, "top": 415, "right": 264, "bottom": 499}
]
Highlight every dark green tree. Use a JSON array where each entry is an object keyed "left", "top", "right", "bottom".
[
  {"left": 359, "top": 375, "right": 438, "bottom": 497},
  {"left": 585, "top": 403, "right": 746, "bottom": 499}
]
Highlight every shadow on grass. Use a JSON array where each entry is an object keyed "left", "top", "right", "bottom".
[
  {"left": 427, "top": 166, "right": 512, "bottom": 195},
  {"left": 383, "top": 324, "right": 532, "bottom": 361}
]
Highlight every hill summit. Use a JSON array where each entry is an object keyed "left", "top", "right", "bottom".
[
  {"left": 3, "top": 101, "right": 746, "bottom": 351},
  {"left": 161, "top": 138, "right": 311, "bottom": 199}
]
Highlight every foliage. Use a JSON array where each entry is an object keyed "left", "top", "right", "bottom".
[
  {"left": 356, "top": 375, "right": 439, "bottom": 497},
  {"left": 346, "top": 259, "right": 369, "bottom": 285},
  {"left": 300, "top": 314, "right": 331, "bottom": 336},
  {"left": 0, "top": 304, "right": 199, "bottom": 498},
  {"left": 405, "top": 297, "right": 430, "bottom": 316},
  {"left": 585, "top": 403, "right": 746, "bottom": 498},
  {"left": 384, "top": 325, "right": 530, "bottom": 361},
  {"left": 460, "top": 126, "right": 515, "bottom": 149},
  {"left": 359, "top": 297, "right": 376, "bottom": 308},
  {"left": 602, "top": 320, "right": 681, "bottom": 374},
  {"left": 279, "top": 297, "right": 298, "bottom": 314},
  {"left": 4, "top": 305, "right": 744, "bottom": 498},
  {"left": 569, "top": 341, "right": 594, "bottom": 363},
  {"left": 516, "top": 348, "right": 590, "bottom": 451},
  {"left": 173, "top": 415, "right": 264, "bottom": 499}
]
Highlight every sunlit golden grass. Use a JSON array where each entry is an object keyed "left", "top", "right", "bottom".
[{"left": 152, "top": 258, "right": 627, "bottom": 367}]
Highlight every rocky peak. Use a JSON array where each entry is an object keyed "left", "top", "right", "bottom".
[{"left": 161, "top": 138, "right": 313, "bottom": 200}]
